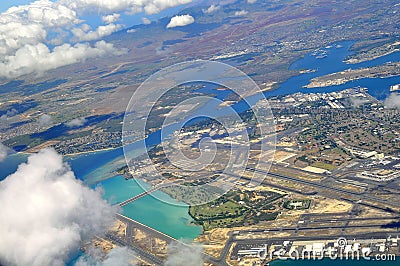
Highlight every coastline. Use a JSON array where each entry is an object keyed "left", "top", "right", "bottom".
[{"left": 18, "top": 146, "right": 121, "bottom": 157}]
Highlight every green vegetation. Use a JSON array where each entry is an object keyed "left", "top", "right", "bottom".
[
  {"left": 283, "top": 199, "right": 311, "bottom": 210},
  {"left": 311, "top": 162, "right": 336, "bottom": 171},
  {"left": 189, "top": 189, "right": 285, "bottom": 231}
]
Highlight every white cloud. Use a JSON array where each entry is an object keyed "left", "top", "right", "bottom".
[
  {"left": 166, "top": 14, "right": 194, "bottom": 29},
  {"left": 203, "top": 4, "right": 220, "bottom": 14},
  {"left": 102, "top": 13, "right": 120, "bottom": 24},
  {"left": 76, "top": 247, "right": 134, "bottom": 266},
  {"left": 66, "top": 117, "right": 87, "bottom": 127},
  {"left": 384, "top": 93, "right": 400, "bottom": 109},
  {"left": 142, "top": 0, "right": 193, "bottom": 15},
  {"left": 349, "top": 96, "right": 369, "bottom": 108},
  {"left": 0, "top": 142, "right": 10, "bottom": 162},
  {"left": 0, "top": 40, "right": 124, "bottom": 78},
  {"left": 142, "top": 17, "right": 151, "bottom": 25},
  {"left": 165, "top": 243, "right": 203, "bottom": 266},
  {"left": 247, "top": 0, "right": 257, "bottom": 4},
  {"left": 72, "top": 23, "right": 122, "bottom": 42},
  {"left": 0, "top": 0, "right": 192, "bottom": 78},
  {"left": 5, "top": 0, "right": 80, "bottom": 28},
  {"left": 37, "top": 114, "right": 53, "bottom": 126},
  {"left": 234, "top": 10, "right": 248, "bottom": 16},
  {"left": 59, "top": 0, "right": 193, "bottom": 15},
  {"left": 0, "top": 148, "right": 118, "bottom": 266}
]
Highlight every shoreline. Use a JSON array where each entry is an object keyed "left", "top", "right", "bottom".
[{"left": 18, "top": 146, "right": 121, "bottom": 157}]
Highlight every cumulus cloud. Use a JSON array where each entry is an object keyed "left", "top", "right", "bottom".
[
  {"left": 0, "top": 40, "right": 124, "bottom": 78},
  {"left": 66, "top": 117, "right": 87, "bottom": 127},
  {"left": 384, "top": 93, "right": 400, "bottom": 109},
  {"left": 72, "top": 24, "right": 122, "bottom": 42},
  {"left": 247, "top": 0, "right": 257, "bottom": 4},
  {"left": 0, "top": 142, "right": 10, "bottom": 162},
  {"left": 76, "top": 247, "right": 134, "bottom": 266},
  {"left": 166, "top": 14, "right": 194, "bottom": 29},
  {"left": 203, "top": 4, "right": 220, "bottom": 14},
  {"left": 234, "top": 10, "right": 248, "bottom": 16},
  {"left": 142, "top": 17, "right": 151, "bottom": 25},
  {"left": 165, "top": 243, "right": 203, "bottom": 266},
  {"left": 102, "top": 13, "right": 120, "bottom": 24},
  {"left": 0, "top": 148, "right": 118, "bottom": 266},
  {"left": 0, "top": 108, "right": 18, "bottom": 123},
  {"left": 37, "top": 113, "right": 53, "bottom": 126},
  {"left": 0, "top": 0, "right": 192, "bottom": 78},
  {"left": 349, "top": 96, "right": 369, "bottom": 108},
  {"left": 59, "top": 0, "right": 193, "bottom": 15}
]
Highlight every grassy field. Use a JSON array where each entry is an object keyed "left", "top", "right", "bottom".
[
  {"left": 311, "top": 162, "right": 336, "bottom": 171},
  {"left": 189, "top": 199, "right": 248, "bottom": 230}
]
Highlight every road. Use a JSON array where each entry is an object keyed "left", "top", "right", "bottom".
[
  {"left": 118, "top": 180, "right": 183, "bottom": 207},
  {"left": 119, "top": 187, "right": 159, "bottom": 207},
  {"left": 220, "top": 227, "right": 400, "bottom": 262},
  {"left": 105, "top": 232, "right": 163, "bottom": 265},
  {"left": 247, "top": 167, "right": 400, "bottom": 213},
  {"left": 108, "top": 214, "right": 225, "bottom": 265}
]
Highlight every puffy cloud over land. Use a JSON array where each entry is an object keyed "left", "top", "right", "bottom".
[
  {"left": 234, "top": 10, "right": 248, "bottom": 16},
  {"left": 384, "top": 93, "right": 400, "bottom": 109},
  {"left": 0, "top": 41, "right": 124, "bottom": 78},
  {"left": 72, "top": 24, "right": 122, "bottom": 42},
  {"left": 59, "top": 0, "right": 192, "bottom": 15},
  {"left": 203, "top": 4, "right": 220, "bottom": 14},
  {"left": 165, "top": 243, "right": 203, "bottom": 266},
  {"left": 75, "top": 247, "right": 134, "bottom": 266},
  {"left": 37, "top": 113, "right": 52, "bottom": 126},
  {"left": 166, "top": 14, "right": 194, "bottom": 28},
  {"left": 0, "top": 0, "right": 193, "bottom": 78},
  {"left": 66, "top": 117, "right": 88, "bottom": 127},
  {"left": 0, "top": 149, "right": 118, "bottom": 266},
  {"left": 0, "top": 142, "right": 9, "bottom": 162},
  {"left": 142, "top": 17, "right": 151, "bottom": 25}
]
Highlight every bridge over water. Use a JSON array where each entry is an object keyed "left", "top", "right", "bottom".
[{"left": 118, "top": 180, "right": 182, "bottom": 207}]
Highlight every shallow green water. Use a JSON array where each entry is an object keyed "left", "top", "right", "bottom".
[{"left": 99, "top": 175, "right": 202, "bottom": 240}]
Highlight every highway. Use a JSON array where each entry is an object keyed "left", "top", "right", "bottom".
[
  {"left": 237, "top": 222, "right": 400, "bottom": 234},
  {"left": 111, "top": 214, "right": 225, "bottom": 265},
  {"left": 220, "top": 226, "right": 400, "bottom": 262},
  {"left": 105, "top": 232, "right": 163, "bottom": 265},
  {"left": 247, "top": 167, "right": 400, "bottom": 213},
  {"left": 116, "top": 214, "right": 176, "bottom": 244},
  {"left": 228, "top": 232, "right": 399, "bottom": 260}
]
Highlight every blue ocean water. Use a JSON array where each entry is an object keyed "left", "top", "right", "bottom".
[
  {"left": 263, "top": 41, "right": 400, "bottom": 100},
  {"left": 0, "top": 153, "right": 28, "bottom": 181}
]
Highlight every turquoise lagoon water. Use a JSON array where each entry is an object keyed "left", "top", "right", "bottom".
[{"left": 100, "top": 175, "right": 201, "bottom": 240}]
